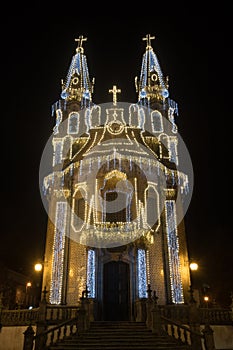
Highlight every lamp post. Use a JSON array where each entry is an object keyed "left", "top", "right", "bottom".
[
  {"left": 34, "top": 262, "right": 43, "bottom": 306},
  {"left": 189, "top": 261, "right": 199, "bottom": 304}
]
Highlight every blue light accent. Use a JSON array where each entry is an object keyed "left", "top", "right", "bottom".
[
  {"left": 61, "top": 90, "right": 68, "bottom": 99},
  {"left": 87, "top": 249, "right": 96, "bottom": 298},
  {"left": 83, "top": 91, "right": 90, "bottom": 99},
  {"left": 140, "top": 89, "right": 147, "bottom": 98},
  {"left": 161, "top": 88, "right": 169, "bottom": 98},
  {"left": 137, "top": 249, "right": 147, "bottom": 298}
]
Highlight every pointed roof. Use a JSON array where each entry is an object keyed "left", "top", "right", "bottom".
[
  {"left": 137, "top": 34, "right": 169, "bottom": 103},
  {"left": 60, "top": 35, "right": 94, "bottom": 105}
]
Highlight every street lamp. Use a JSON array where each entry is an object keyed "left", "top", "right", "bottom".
[
  {"left": 189, "top": 261, "right": 199, "bottom": 304},
  {"left": 34, "top": 263, "right": 43, "bottom": 272},
  {"left": 190, "top": 262, "right": 198, "bottom": 271},
  {"left": 34, "top": 262, "right": 43, "bottom": 306}
]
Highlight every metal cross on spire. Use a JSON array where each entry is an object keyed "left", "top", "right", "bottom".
[
  {"left": 109, "top": 85, "right": 121, "bottom": 105},
  {"left": 143, "top": 34, "right": 155, "bottom": 49},
  {"left": 75, "top": 35, "right": 87, "bottom": 53}
]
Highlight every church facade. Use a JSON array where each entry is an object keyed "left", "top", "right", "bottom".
[{"left": 41, "top": 34, "right": 192, "bottom": 321}]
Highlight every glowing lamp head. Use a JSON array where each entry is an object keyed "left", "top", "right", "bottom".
[
  {"left": 26, "top": 282, "right": 32, "bottom": 287},
  {"left": 204, "top": 296, "right": 209, "bottom": 302},
  {"left": 190, "top": 262, "right": 198, "bottom": 271},
  {"left": 34, "top": 263, "right": 43, "bottom": 272}
]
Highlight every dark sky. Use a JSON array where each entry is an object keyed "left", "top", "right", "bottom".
[{"left": 1, "top": 14, "right": 231, "bottom": 305}]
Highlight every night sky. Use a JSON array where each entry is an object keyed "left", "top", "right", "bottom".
[{"left": 1, "top": 14, "right": 231, "bottom": 306}]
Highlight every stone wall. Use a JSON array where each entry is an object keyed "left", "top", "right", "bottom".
[{"left": 0, "top": 326, "right": 36, "bottom": 350}]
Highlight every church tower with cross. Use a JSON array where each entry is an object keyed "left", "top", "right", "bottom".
[{"left": 41, "top": 34, "right": 192, "bottom": 321}]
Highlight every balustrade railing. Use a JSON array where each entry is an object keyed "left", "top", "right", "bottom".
[
  {"left": 1, "top": 308, "right": 39, "bottom": 326},
  {"left": 200, "top": 307, "right": 232, "bottom": 324}
]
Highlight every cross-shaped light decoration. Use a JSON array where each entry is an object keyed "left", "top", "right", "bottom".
[
  {"left": 75, "top": 35, "right": 87, "bottom": 53},
  {"left": 142, "top": 34, "right": 155, "bottom": 49},
  {"left": 109, "top": 85, "right": 121, "bottom": 105}
]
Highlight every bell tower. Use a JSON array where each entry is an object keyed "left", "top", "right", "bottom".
[{"left": 40, "top": 34, "right": 193, "bottom": 320}]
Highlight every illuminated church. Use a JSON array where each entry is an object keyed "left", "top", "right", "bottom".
[{"left": 41, "top": 34, "right": 192, "bottom": 321}]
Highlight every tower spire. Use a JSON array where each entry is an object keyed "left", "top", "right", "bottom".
[
  {"left": 60, "top": 35, "right": 94, "bottom": 105},
  {"left": 136, "top": 34, "right": 169, "bottom": 103}
]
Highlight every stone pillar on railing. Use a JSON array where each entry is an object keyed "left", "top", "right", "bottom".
[
  {"left": 188, "top": 286, "right": 202, "bottom": 349},
  {"left": 78, "top": 298, "right": 87, "bottom": 333},
  {"left": 202, "top": 323, "right": 216, "bottom": 350},
  {"left": 146, "top": 284, "right": 153, "bottom": 329},
  {"left": 23, "top": 325, "right": 35, "bottom": 350},
  {"left": 35, "top": 287, "right": 48, "bottom": 350},
  {"left": 151, "top": 290, "right": 162, "bottom": 335},
  {"left": 135, "top": 298, "right": 147, "bottom": 322}
]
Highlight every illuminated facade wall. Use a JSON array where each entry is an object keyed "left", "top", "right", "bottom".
[{"left": 41, "top": 35, "right": 191, "bottom": 313}]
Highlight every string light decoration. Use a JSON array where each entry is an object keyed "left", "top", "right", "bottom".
[
  {"left": 165, "top": 200, "right": 184, "bottom": 304},
  {"left": 87, "top": 249, "right": 96, "bottom": 298},
  {"left": 50, "top": 202, "right": 67, "bottom": 304},
  {"left": 137, "top": 249, "right": 147, "bottom": 298}
]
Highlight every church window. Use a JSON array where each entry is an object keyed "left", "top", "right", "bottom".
[
  {"left": 151, "top": 110, "right": 163, "bottom": 133},
  {"left": 169, "top": 139, "right": 178, "bottom": 165},
  {"left": 145, "top": 186, "right": 159, "bottom": 229},
  {"left": 53, "top": 141, "right": 62, "bottom": 166},
  {"left": 72, "top": 189, "right": 86, "bottom": 232},
  {"left": 62, "top": 137, "right": 72, "bottom": 160},
  {"left": 68, "top": 112, "right": 79, "bottom": 134},
  {"left": 159, "top": 134, "right": 169, "bottom": 158}
]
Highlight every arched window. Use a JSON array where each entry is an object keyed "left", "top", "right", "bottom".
[
  {"left": 72, "top": 188, "right": 86, "bottom": 232},
  {"left": 68, "top": 112, "right": 79, "bottom": 134},
  {"left": 145, "top": 186, "right": 159, "bottom": 229},
  {"left": 151, "top": 110, "right": 163, "bottom": 133},
  {"left": 159, "top": 134, "right": 169, "bottom": 159}
]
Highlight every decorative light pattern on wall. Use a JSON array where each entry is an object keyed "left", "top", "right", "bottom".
[
  {"left": 165, "top": 200, "right": 184, "bottom": 304},
  {"left": 87, "top": 249, "right": 96, "bottom": 298},
  {"left": 50, "top": 202, "right": 67, "bottom": 304},
  {"left": 137, "top": 249, "right": 147, "bottom": 298}
]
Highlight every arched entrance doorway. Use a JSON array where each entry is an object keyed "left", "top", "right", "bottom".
[{"left": 103, "top": 261, "right": 130, "bottom": 321}]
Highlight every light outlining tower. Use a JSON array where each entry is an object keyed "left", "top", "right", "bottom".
[{"left": 40, "top": 34, "right": 193, "bottom": 321}]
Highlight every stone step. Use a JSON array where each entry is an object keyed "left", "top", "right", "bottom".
[
  {"left": 49, "top": 346, "right": 188, "bottom": 350},
  {"left": 48, "top": 321, "right": 189, "bottom": 350}
]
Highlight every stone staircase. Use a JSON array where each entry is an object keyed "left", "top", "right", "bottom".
[{"left": 48, "top": 321, "right": 190, "bottom": 350}]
